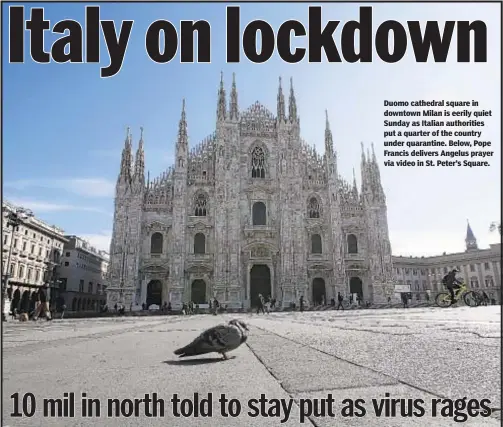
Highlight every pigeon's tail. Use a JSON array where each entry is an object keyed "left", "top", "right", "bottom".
[
  {"left": 174, "top": 346, "right": 188, "bottom": 356},
  {"left": 174, "top": 344, "right": 197, "bottom": 357}
]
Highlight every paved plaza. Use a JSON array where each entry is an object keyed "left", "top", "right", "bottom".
[{"left": 2, "top": 306, "right": 501, "bottom": 426}]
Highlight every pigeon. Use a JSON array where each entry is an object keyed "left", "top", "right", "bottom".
[{"left": 174, "top": 319, "right": 249, "bottom": 360}]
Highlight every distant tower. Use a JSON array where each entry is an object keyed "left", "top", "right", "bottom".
[
  {"left": 324, "top": 111, "right": 345, "bottom": 297},
  {"left": 465, "top": 221, "right": 478, "bottom": 251},
  {"left": 169, "top": 100, "right": 189, "bottom": 305},
  {"left": 361, "top": 143, "right": 394, "bottom": 303},
  {"left": 107, "top": 127, "right": 145, "bottom": 308},
  {"left": 213, "top": 72, "right": 228, "bottom": 291}
]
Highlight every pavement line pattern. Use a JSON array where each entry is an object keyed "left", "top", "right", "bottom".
[
  {"left": 3, "top": 309, "right": 500, "bottom": 426},
  {"left": 251, "top": 325, "right": 445, "bottom": 397},
  {"left": 2, "top": 319, "right": 173, "bottom": 355},
  {"left": 245, "top": 338, "right": 317, "bottom": 426},
  {"left": 245, "top": 323, "right": 501, "bottom": 425}
]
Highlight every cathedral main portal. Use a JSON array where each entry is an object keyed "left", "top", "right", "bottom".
[
  {"left": 250, "top": 264, "right": 271, "bottom": 308},
  {"left": 146, "top": 280, "right": 162, "bottom": 307},
  {"left": 191, "top": 279, "right": 206, "bottom": 304},
  {"left": 312, "top": 278, "right": 326, "bottom": 305},
  {"left": 349, "top": 277, "right": 363, "bottom": 297}
]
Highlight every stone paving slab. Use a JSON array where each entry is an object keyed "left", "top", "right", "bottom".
[
  {"left": 246, "top": 306, "right": 501, "bottom": 408},
  {"left": 2, "top": 308, "right": 500, "bottom": 426},
  {"left": 246, "top": 329, "right": 399, "bottom": 393},
  {"left": 2, "top": 316, "right": 304, "bottom": 426},
  {"left": 2, "top": 317, "right": 176, "bottom": 349}
]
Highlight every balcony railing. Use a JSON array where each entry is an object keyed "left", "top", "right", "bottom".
[
  {"left": 243, "top": 225, "right": 277, "bottom": 238},
  {"left": 187, "top": 253, "right": 213, "bottom": 263},
  {"left": 307, "top": 253, "right": 329, "bottom": 262},
  {"left": 345, "top": 252, "right": 365, "bottom": 261}
]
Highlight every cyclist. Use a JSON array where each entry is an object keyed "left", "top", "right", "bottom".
[{"left": 442, "top": 268, "right": 462, "bottom": 304}]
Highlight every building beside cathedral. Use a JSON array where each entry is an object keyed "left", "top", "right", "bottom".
[
  {"left": 2, "top": 201, "right": 67, "bottom": 313},
  {"left": 106, "top": 75, "right": 395, "bottom": 309},
  {"left": 392, "top": 222, "right": 501, "bottom": 303}
]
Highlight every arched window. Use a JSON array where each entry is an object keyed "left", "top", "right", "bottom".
[
  {"left": 308, "top": 197, "right": 321, "bottom": 218},
  {"left": 485, "top": 276, "right": 494, "bottom": 287},
  {"left": 251, "top": 146, "right": 266, "bottom": 178},
  {"left": 194, "top": 193, "right": 207, "bottom": 216},
  {"left": 347, "top": 234, "right": 358, "bottom": 254},
  {"left": 150, "top": 232, "right": 163, "bottom": 254},
  {"left": 194, "top": 233, "right": 206, "bottom": 254},
  {"left": 252, "top": 202, "right": 267, "bottom": 226},
  {"left": 311, "top": 234, "right": 322, "bottom": 254},
  {"left": 470, "top": 276, "right": 479, "bottom": 288}
]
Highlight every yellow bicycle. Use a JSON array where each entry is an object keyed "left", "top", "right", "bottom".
[{"left": 435, "top": 281, "right": 482, "bottom": 308}]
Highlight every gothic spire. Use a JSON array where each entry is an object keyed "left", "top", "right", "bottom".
[
  {"left": 353, "top": 168, "right": 358, "bottom": 192},
  {"left": 175, "top": 100, "right": 188, "bottom": 171},
  {"left": 177, "top": 99, "right": 188, "bottom": 146},
  {"left": 360, "top": 142, "right": 368, "bottom": 194},
  {"left": 366, "top": 142, "right": 384, "bottom": 202},
  {"left": 465, "top": 220, "right": 478, "bottom": 251},
  {"left": 370, "top": 142, "right": 381, "bottom": 180},
  {"left": 277, "top": 76, "right": 285, "bottom": 122},
  {"left": 229, "top": 72, "right": 239, "bottom": 121},
  {"left": 217, "top": 71, "right": 227, "bottom": 121},
  {"left": 134, "top": 127, "right": 145, "bottom": 186},
  {"left": 325, "top": 110, "right": 334, "bottom": 155},
  {"left": 118, "top": 127, "right": 133, "bottom": 184},
  {"left": 288, "top": 77, "right": 298, "bottom": 122}
]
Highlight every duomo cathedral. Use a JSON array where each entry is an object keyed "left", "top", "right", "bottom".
[{"left": 106, "top": 74, "right": 395, "bottom": 309}]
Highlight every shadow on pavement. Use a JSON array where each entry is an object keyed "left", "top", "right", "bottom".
[{"left": 163, "top": 356, "right": 236, "bottom": 366}]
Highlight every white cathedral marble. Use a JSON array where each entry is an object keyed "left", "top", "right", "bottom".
[{"left": 106, "top": 75, "right": 395, "bottom": 309}]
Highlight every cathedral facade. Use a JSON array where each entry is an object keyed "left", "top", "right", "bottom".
[{"left": 106, "top": 75, "right": 395, "bottom": 310}]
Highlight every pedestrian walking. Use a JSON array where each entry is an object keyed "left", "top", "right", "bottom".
[{"left": 336, "top": 292, "right": 344, "bottom": 310}]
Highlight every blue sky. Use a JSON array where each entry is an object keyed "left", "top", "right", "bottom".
[{"left": 3, "top": 2, "right": 501, "bottom": 255}]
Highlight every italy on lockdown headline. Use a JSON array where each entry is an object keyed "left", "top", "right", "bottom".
[{"left": 8, "top": 5, "right": 487, "bottom": 78}]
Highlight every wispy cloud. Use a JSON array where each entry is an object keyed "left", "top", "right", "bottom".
[
  {"left": 5, "top": 178, "right": 115, "bottom": 198},
  {"left": 7, "top": 198, "right": 112, "bottom": 216},
  {"left": 79, "top": 231, "right": 112, "bottom": 252}
]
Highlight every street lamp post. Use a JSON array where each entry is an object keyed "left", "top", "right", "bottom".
[
  {"left": 44, "top": 258, "right": 61, "bottom": 308},
  {"left": 2, "top": 207, "right": 34, "bottom": 321}
]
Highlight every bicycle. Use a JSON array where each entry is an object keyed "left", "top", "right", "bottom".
[{"left": 435, "top": 281, "right": 482, "bottom": 308}]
